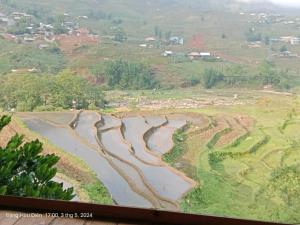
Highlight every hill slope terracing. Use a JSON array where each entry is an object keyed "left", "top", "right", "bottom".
[
  {"left": 20, "top": 113, "right": 150, "bottom": 208},
  {"left": 19, "top": 111, "right": 195, "bottom": 210}
]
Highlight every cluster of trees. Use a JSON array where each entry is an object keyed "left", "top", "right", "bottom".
[
  {"left": 154, "top": 26, "right": 172, "bottom": 41},
  {"left": 200, "top": 62, "right": 295, "bottom": 90},
  {"left": 245, "top": 28, "right": 262, "bottom": 42},
  {"left": 113, "top": 28, "right": 127, "bottom": 42},
  {"left": 202, "top": 69, "right": 225, "bottom": 89},
  {"left": 105, "top": 59, "right": 159, "bottom": 90},
  {"left": 266, "top": 165, "right": 300, "bottom": 206},
  {"left": 0, "top": 70, "right": 105, "bottom": 112},
  {"left": 88, "top": 9, "right": 113, "bottom": 20},
  {"left": 258, "top": 164, "right": 300, "bottom": 222},
  {"left": 8, "top": 18, "right": 30, "bottom": 35},
  {"left": 0, "top": 115, "right": 74, "bottom": 200}
]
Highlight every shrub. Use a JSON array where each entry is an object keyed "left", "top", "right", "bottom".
[
  {"left": 0, "top": 115, "right": 74, "bottom": 200},
  {"left": 202, "top": 69, "right": 224, "bottom": 89}
]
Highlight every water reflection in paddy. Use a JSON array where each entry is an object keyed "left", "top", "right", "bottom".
[
  {"left": 122, "top": 117, "right": 160, "bottom": 165},
  {"left": 20, "top": 112, "right": 194, "bottom": 210},
  {"left": 147, "top": 118, "right": 187, "bottom": 155},
  {"left": 22, "top": 116, "right": 152, "bottom": 208},
  {"left": 74, "top": 111, "right": 100, "bottom": 146},
  {"left": 99, "top": 116, "right": 193, "bottom": 201}
]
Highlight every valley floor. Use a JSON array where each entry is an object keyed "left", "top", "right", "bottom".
[{"left": 2, "top": 90, "right": 300, "bottom": 224}]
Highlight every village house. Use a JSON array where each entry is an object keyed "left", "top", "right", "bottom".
[
  {"left": 162, "top": 50, "right": 173, "bottom": 57},
  {"left": 169, "top": 36, "right": 184, "bottom": 45},
  {"left": 248, "top": 42, "right": 261, "bottom": 48},
  {"left": 23, "top": 36, "right": 35, "bottom": 42},
  {"left": 200, "top": 52, "right": 211, "bottom": 58},
  {"left": 270, "top": 38, "right": 280, "bottom": 43},
  {"left": 0, "top": 17, "right": 9, "bottom": 24},
  {"left": 187, "top": 51, "right": 212, "bottom": 60},
  {"left": 145, "top": 36, "right": 156, "bottom": 42},
  {"left": 13, "top": 16, "right": 21, "bottom": 21},
  {"left": 72, "top": 27, "right": 90, "bottom": 37},
  {"left": 263, "top": 84, "right": 273, "bottom": 90},
  {"left": 280, "top": 36, "right": 300, "bottom": 45},
  {"left": 187, "top": 52, "right": 201, "bottom": 60},
  {"left": 11, "top": 12, "right": 32, "bottom": 21},
  {"left": 291, "top": 37, "right": 300, "bottom": 45},
  {"left": 38, "top": 44, "right": 49, "bottom": 49},
  {"left": 284, "top": 21, "right": 295, "bottom": 25},
  {"left": 78, "top": 16, "right": 89, "bottom": 19},
  {"left": 279, "top": 51, "right": 298, "bottom": 58},
  {"left": 1, "top": 33, "right": 17, "bottom": 42}
]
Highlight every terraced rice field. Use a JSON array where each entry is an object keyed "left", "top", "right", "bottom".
[
  {"left": 18, "top": 111, "right": 195, "bottom": 210},
  {"left": 16, "top": 95, "right": 300, "bottom": 223},
  {"left": 176, "top": 96, "right": 300, "bottom": 223}
]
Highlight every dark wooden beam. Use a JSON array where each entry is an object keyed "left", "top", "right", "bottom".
[{"left": 0, "top": 195, "right": 287, "bottom": 225}]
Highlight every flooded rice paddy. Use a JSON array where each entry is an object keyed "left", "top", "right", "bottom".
[{"left": 19, "top": 111, "right": 195, "bottom": 210}]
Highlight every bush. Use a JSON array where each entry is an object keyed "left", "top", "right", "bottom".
[
  {"left": 245, "top": 29, "right": 262, "bottom": 42},
  {"left": 0, "top": 71, "right": 105, "bottom": 112},
  {"left": 105, "top": 59, "right": 159, "bottom": 90},
  {"left": 202, "top": 69, "right": 224, "bottom": 89},
  {"left": 163, "top": 128, "right": 187, "bottom": 164},
  {"left": 0, "top": 115, "right": 74, "bottom": 200},
  {"left": 34, "top": 105, "right": 57, "bottom": 112}
]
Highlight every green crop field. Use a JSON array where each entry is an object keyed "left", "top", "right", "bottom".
[{"left": 159, "top": 94, "right": 300, "bottom": 223}]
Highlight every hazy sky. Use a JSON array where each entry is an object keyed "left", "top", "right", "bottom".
[{"left": 239, "top": 0, "right": 300, "bottom": 7}]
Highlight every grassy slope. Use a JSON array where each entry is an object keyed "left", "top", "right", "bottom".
[
  {"left": 159, "top": 94, "right": 300, "bottom": 223},
  {"left": 0, "top": 39, "right": 65, "bottom": 74},
  {"left": 3, "top": 0, "right": 300, "bottom": 88}
]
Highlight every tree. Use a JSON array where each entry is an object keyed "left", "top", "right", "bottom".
[
  {"left": 202, "top": 69, "right": 224, "bottom": 89},
  {"left": 105, "top": 59, "right": 158, "bottom": 90},
  {"left": 53, "top": 23, "right": 68, "bottom": 35},
  {"left": 280, "top": 45, "right": 288, "bottom": 53},
  {"left": 90, "top": 64, "right": 105, "bottom": 84},
  {"left": 0, "top": 115, "right": 74, "bottom": 200},
  {"left": 154, "top": 26, "right": 159, "bottom": 37},
  {"left": 51, "top": 70, "right": 104, "bottom": 109},
  {"left": 165, "top": 31, "right": 172, "bottom": 41},
  {"left": 113, "top": 28, "right": 127, "bottom": 42},
  {"left": 8, "top": 19, "right": 29, "bottom": 35},
  {"left": 158, "top": 30, "right": 162, "bottom": 40},
  {"left": 245, "top": 28, "right": 262, "bottom": 42},
  {"left": 266, "top": 165, "right": 300, "bottom": 206},
  {"left": 264, "top": 36, "right": 270, "bottom": 45},
  {"left": 0, "top": 71, "right": 105, "bottom": 112},
  {"left": 258, "top": 61, "right": 276, "bottom": 84}
]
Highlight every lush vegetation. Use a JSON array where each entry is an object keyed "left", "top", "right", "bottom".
[
  {"left": 0, "top": 115, "right": 74, "bottom": 200},
  {"left": 0, "top": 70, "right": 105, "bottom": 111},
  {"left": 202, "top": 69, "right": 224, "bottom": 89},
  {"left": 163, "top": 128, "right": 187, "bottom": 165},
  {"left": 177, "top": 95, "right": 300, "bottom": 224},
  {"left": 105, "top": 59, "right": 159, "bottom": 90},
  {"left": 0, "top": 39, "right": 65, "bottom": 74},
  {"left": 245, "top": 28, "right": 262, "bottom": 42},
  {"left": 82, "top": 182, "right": 113, "bottom": 205}
]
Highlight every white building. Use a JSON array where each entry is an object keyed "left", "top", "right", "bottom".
[{"left": 162, "top": 51, "right": 173, "bottom": 57}]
